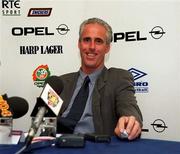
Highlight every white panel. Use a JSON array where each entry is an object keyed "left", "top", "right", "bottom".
[{"left": 1, "top": 0, "right": 180, "bottom": 141}]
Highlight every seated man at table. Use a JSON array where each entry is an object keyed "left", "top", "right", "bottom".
[{"left": 56, "top": 17, "right": 143, "bottom": 140}]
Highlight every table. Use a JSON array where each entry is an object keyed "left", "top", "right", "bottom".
[{"left": 1, "top": 137, "right": 180, "bottom": 154}]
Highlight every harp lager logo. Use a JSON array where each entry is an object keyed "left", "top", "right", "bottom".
[{"left": 32, "top": 65, "right": 50, "bottom": 87}]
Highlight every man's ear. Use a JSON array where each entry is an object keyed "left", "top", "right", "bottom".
[{"left": 105, "top": 44, "right": 111, "bottom": 53}]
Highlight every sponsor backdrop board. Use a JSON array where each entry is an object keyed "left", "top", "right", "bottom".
[{"left": 0, "top": 0, "right": 180, "bottom": 141}]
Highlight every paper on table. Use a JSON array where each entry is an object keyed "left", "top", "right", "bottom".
[{"left": 0, "top": 127, "right": 22, "bottom": 145}]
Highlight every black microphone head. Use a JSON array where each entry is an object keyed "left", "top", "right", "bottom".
[
  {"left": 8, "top": 96, "right": 29, "bottom": 119},
  {"left": 45, "top": 76, "right": 64, "bottom": 96}
]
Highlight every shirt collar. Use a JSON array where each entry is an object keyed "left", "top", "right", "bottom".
[{"left": 79, "top": 67, "right": 104, "bottom": 84}]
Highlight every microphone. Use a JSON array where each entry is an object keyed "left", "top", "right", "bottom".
[
  {"left": 0, "top": 94, "right": 29, "bottom": 146},
  {"left": 0, "top": 94, "right": 29, "bottom": 119},
  {"left": 8, "top": 96, "right": 29, "bottom": 119},
  {"left": 0, "top": 94, "right": 13, "bottom": 118},
  {"left": 25, "top": 76, "right": 64, "bottom": 147}
]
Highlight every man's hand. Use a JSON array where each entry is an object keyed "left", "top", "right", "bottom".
[{"left": 114, "top": 116, "right": 141, "bottom": 140}]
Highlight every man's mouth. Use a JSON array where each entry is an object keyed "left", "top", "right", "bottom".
[{"left": 86, "top": 53, "right": 97, "bottom": 58}]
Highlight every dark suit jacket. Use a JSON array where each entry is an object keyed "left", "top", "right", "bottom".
[{"left": 57, "top": 67, "right": 143, "bottom": 135}]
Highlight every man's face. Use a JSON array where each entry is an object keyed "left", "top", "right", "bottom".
[{"left": 78, "top": 23, "right": 110, "bottom": 74}]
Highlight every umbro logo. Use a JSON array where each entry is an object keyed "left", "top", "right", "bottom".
[{"left": 128, "top": 68, "right": 147, "bottom": 80}]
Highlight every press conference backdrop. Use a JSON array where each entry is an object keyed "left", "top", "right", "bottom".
[{"left": 0, "top": 0, "right": 180, "bottom": 141}]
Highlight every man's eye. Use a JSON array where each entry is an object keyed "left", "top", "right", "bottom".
[
  {"left": 83, "top": 38, "right": 91, "bottom": 42},
  {"left": 95, "top": 38, "right": 104, "bottom": 44}
]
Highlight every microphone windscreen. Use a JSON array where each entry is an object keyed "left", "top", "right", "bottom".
[
  {"left": 8, "top": 97, "right": 29, "bottom": 119},
  {"left": 45, "top": 76, "right": 64, "bottom": 96}
]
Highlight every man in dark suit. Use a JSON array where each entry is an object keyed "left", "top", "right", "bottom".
[{"left": 57, "top": 17, "right": 143, "bottom": 140}]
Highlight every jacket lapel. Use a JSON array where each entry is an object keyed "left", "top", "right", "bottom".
[
  {"left": 59, "top": 72, "right": 79, "bottom": 114},
  {"left": 92, "top": 67, "right": 108, "bottom": 133}
]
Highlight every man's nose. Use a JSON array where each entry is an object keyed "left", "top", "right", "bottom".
[{"left": 89, "top": 41, "right": 95, "bottom": 50}]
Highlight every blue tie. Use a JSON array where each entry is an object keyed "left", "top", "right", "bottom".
[{"left": 58, "top": 76, "right": 90, "bottom": 133}]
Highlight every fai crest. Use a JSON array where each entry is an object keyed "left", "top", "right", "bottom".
[{"left": 32, "top": 65, "right": 50, "bottom": 87}]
